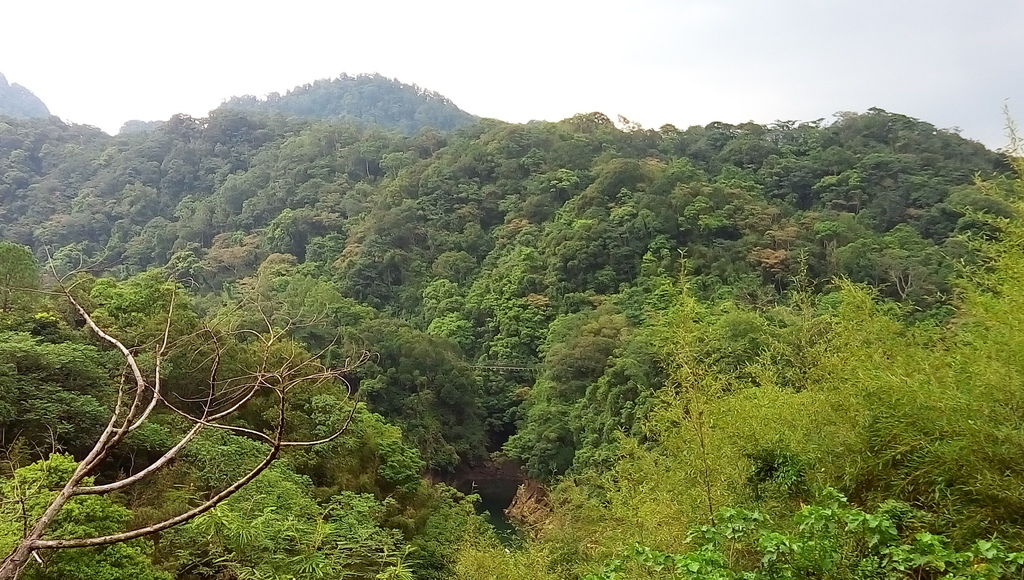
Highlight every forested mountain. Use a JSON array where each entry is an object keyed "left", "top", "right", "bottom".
[
  {"left": 0, "top": 106, "right": 1007, "bottom": 459},
  {"left": 2, "top": 94, "right": 1023, "bottom": 579},
  {"left": 219, "top": 73, "right": 477, "bottom": 133},
  {"left": 118, "top": 119, "right": 165, "bottom": 135},
  {"left": 0, "top": 73, "right": 49, "bottom": 119}
]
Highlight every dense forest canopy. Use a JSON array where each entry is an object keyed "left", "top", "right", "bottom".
[
  {"left": 118, "top": 119, "right": 166, "bottom": 136},
  {"left": 219, "top": 73, "right": 478, "bottom": 133},
  {"left": 2, "top": 72, "right": 1023, "bottom": 579}
]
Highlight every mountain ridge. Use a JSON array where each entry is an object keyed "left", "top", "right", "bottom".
[
  {"left": 217, "top": 73, "right": 477, "bottom": 133},
  {"left": 0, "top": 72, "right": 50, "bottom": 119}
]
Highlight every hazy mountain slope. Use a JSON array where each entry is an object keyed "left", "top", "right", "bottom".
[
  {"left": 218, "top": 73, "right": 477, "bottom": 133},
  {"left": 118, "top": 119, "right": 165, "bottom": 135},
  {"left": 0, "top": 72, "right": 49, "bottom": 119}
]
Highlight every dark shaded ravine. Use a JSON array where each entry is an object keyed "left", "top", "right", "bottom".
[{"left": 445, "top": 460, "right": 526, "bottom": 544}]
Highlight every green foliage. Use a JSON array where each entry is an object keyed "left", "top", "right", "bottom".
[
  {"left": 505, "top": 304, "right": 632, "bottom": 477},
  {"left": 358, "top": 319, "right": 485, "bottom": 470},
  {"left": 220, "top": 73, "right": 477, "bottom": 133},
  {"left": 0, "top": 264, "right": 479, "bottom": 579},
  {"left": 288, "top": 405, "right": 426, "bottom": 496},
  {"left": 0, "top": 455, "right": 170, "bottom": 580},
  {"left": 0, "top": 332, "right": 112, "bottom": 453},
  {"left": 406, "top": 485, "right": 484, "bottom": 580},
  {"left": 584, "top": 491, "right": 1024, "bottom": 580},
  {"left": 457, "top": 159, "right": 1024, "bottom": 578},
  {"left": 165, "top": 466, "right": 412, "bottom": 580},
  {"left": 0, "top": 98, "right": 1020, "bottom": 580},
  {"left": 0, "top": 242, "right": 39, "bottom": 317}
]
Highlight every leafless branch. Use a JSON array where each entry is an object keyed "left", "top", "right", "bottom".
[{"left": 0, "top": 266, "right": 366, "bottom": 580}]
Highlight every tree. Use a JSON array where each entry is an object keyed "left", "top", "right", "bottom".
[
  {"left": 0, "top": 332, "right": 112, "bottom": 456},
  {"left": 0, "top": 268, "right": 366, "bottom": 580},
  {"left": 0, "top": 455, "right": 170, "bottom": 580},
  {"left": 0, "top": 243, "right": 38, "bottom": 314}
]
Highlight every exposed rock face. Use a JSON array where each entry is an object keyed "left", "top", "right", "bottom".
[
  {"left": 0, "top": 73, "right": 50, "bottom": 119},
  {"left": 505, "top": 479, "right": 552, "bottom": 534},
  {"left": 445, "top": 459, "right": 551, "bottom": 532}
]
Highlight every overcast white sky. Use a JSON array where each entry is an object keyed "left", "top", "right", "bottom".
[{"left": 1, "top": 0, "right": 1021, "bottom": 147}]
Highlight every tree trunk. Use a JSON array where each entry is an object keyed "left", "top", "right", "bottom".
[
  {"left": 0, "top": 486, "right": 75, "bottom": 580},
  {"left": 0, "top": 546, "right": 33, "bottom": 580}
]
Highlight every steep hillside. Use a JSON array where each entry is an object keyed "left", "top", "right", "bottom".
[
  {"left": 0, "top": 107, "right": 1010, "bottom": 469},
  {"left": 2, "top": 96, "right": 1023, "bottom": 579}
]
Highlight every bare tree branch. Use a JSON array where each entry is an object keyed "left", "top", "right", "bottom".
[
  {"left": 0, "top": 267, "right": 366, "bottom": 580},
  {"left": 127, "top": 292, "right": 176, "bottom": 432}
]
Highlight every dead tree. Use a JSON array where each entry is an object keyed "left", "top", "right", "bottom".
[{"left": 0, "top": 277, "right": 365, "bottom": 580}]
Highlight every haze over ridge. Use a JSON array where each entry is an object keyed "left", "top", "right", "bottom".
[{"left": 1, "top": 0, "right": 1021, "bottom": 147}]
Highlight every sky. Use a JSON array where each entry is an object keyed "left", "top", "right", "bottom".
[{"left": 1, "top": 0, "right": 1021, "bottom": 148}]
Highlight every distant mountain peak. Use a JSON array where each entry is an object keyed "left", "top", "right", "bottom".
[
  {"left": 218, "top": 73, "right": 477, "bottom": 133},
  {"left": 118, "top": 119, "right": 165, "bottom": 135},
  {"left": 0, "top": 73, "right": 50, "bottom": 119}
]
